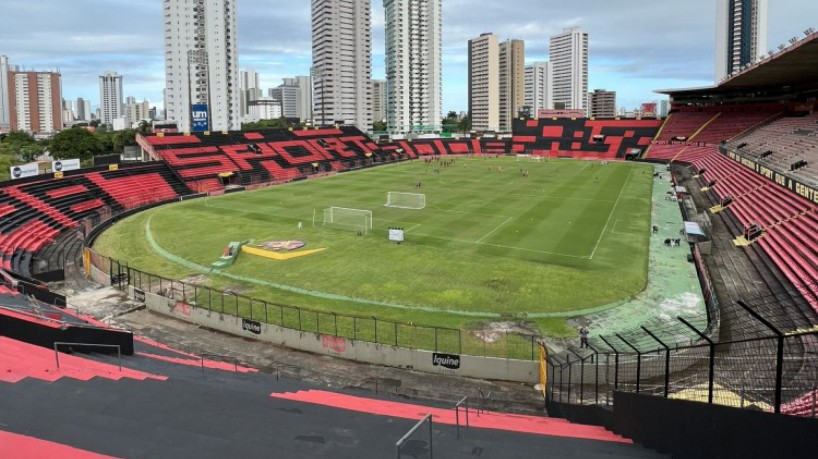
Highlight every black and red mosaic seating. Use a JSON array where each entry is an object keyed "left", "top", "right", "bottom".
[
  {"left": 139, "top": 127, "right": 394, "bottom": 192},
  {"left": 0, "top": 163, "right": 187, "bottom": 276},
  {"left": 511, "top": 118, "right": 662, "bottom": 158}
]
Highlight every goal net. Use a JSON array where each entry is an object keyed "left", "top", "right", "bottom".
[
  {"left": 322, "top": 207, "right": 373, "bottom": 234},
  {"left": 385, "top": 192, "right": 426, "bottom": 210}
]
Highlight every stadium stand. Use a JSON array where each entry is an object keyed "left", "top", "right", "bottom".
[
  {"left": 647, "top": 144, "right": 818, "bottom": 312},
  {"left": 139, "top": 127, "right": 392, "bottom": 192},
  {"left": 0, "top": 163, "right": 186, "bottom": 276},
  {"left": 726, "top": 113, "right": 818, "bottom": 179},
  {"left": 511, "top": 118, "right": 661, "bottom": 158}
]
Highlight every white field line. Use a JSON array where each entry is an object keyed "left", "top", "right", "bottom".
[
  {"left": 405, "top": 223, "right": 423, "bottom": 233},
  {"left": 589, "top": 170, "right": 633, "bottom": 260},
  {"left": 476, "top": 217, "right": 513, "bottom": 244},
  {"left": 610, "top": 219, "right": 644, "bottom": 237}
]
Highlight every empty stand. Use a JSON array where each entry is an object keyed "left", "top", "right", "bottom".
[
  {"left": 0, "top": 163, "right": 186, "bottom": 276},
  {"left": 511, "top": 118, "right": 661, "bottom": 158}
]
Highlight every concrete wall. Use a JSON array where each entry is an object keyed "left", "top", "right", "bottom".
[{"left": 132, "top": 287, "right": 539, "bottom": 383}]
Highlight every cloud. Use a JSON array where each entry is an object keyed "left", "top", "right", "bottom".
[{"left": 2, "top": 0, "right": 815, "bottom": 113}]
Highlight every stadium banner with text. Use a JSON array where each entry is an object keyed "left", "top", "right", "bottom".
[
  {"left": 9, "top": 162, "right": 38, "bottom": 180},
  {"left": 191, "top": 104, "right": 209, "bottom": 132},
  {"left": 725, "top": 149, "right": 818, "bottom": 204},
  {"left": 52, "top": 158, "right": 80, "bottom": 173}
]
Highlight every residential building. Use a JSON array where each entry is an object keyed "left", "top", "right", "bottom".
[
  {"left": 312, "top": 0, "right": 372, "bottom": 130},
  {"left": 384, "top": 0, "right": 442, "bottom": 134},
  {"left": 550, "top": 27, "right": 589, "bottom": 113},
  {"left": 588, "top": 89, "right": 616, "bottom": 118},
  {"left": 270, "top": 77, "right": 311, "bottom": 121},
  {"left": 240, "top": 68, "right": 261, "bottom": 117},
  {"left": 498, "top": 39, "right": 524, "bottom": 132},
  {"left": 8, "top": 71, "right": 62, "bottom": 134},
  {"left": 62, "top": 99, "right": 75, "bottom": 124},
  {"left": 125, "top": 97, "right": 152, "bottom": 125},
  {"left": 247, "top": 97, "right": 282, "bottom": 122},
  {"left": 659, "top": 99, "right": 670, "bottom": 118},
  {"left": 164, "top": 0, "right": 240, "bottom": 132},
  {"left": 75, "top": 97, "right": 91, "bottom": 121},
  {"left": 715, "top": 0, "right": 767, "bottom": 82},
  {"left": 525, "top": 62, "right": 553, "bottom": 115},
  {"left": 371, "top": 79, "right": 386, "bottom": 124},
  {"left": 0, "top": 55, "right": 11, "bottom": 130},
  {"left": 99, "top": 71, "right": 123, "bottom": 126},
  {"left": 468, "top": 33, "right": 499, "bottom": 132}
]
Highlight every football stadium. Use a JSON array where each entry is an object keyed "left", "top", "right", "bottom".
[{"left": 3, "top": 8, "right": 818, "bottom": 459}]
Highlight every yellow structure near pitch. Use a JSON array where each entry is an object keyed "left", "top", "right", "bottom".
[{"left": 241, "top": 245, "right": 327, "bottom": 261}]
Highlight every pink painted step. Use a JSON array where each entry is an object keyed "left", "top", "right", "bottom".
[
  {"left": 271, "top": 390, "right": 631, "bottom": 444},
  {"left": 0, "top": 430, "right": 123, "bottom": 459},
  {"left": 0, "top": 337, "right": 167, "bottom": 384}
]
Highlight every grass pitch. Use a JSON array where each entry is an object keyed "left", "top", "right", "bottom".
[{"left": 95, "top": 157, "right": 654, "bottom": 337}]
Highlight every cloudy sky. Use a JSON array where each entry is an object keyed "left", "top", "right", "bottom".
[{"left": 2, "top": 0, "right": 816, "bottom": 113}]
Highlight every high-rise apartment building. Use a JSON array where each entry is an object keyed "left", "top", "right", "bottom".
[
  {"left": 239, "top": 68, "right": 261, "bottom": 117},
  {"left": 125, "top": 97, "right": 152, "bottom": 124},
  {"left": 0, "top": 55, "right": 11, "bottom": 130},
  {"left": 550, "top": 27, "right": 588, "bottom": 113},
  {"left": 498, "top": 39, "right": 524, "bottom": 132},
  {"left": 8, "top": 71, "right": 62, "bottom": 134},
  {"left": 312, "top": 0, "right": 372, "bottom": 130},
  {"left": 99, "top": 72, "right": 123, "bottom": 126},
  {"left": 270, "top": 78, "right": 298, "bottom": 119},
  {"left": 75, "top": 97, "right": 91, "bottom": 121},
  {"left": 524, "top": 62, "right": 553, "bottom": 115},
  {"left": 164, "top": 0, "right": 240, "bottom": 132},
  {"left": 371, "top": 79, "right": 386, "bottom": 124},
  {"left": 384, "top": 0, "right": 442, "bottom": 134},
  {"left": 715, "top": 0, "right": 767, "bottom": 82},
  {"left": 588, "top": 89, "right": 616, "bottom": 118},
  {"left": 468, "top": 33, "right": 499, "bottom": 132}
]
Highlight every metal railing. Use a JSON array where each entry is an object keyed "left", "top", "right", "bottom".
[
  {"left": 89, "top": 250, "right": 542, "bottom": 360},
  {"left": 54, "top": 342, "right": 122, "bottom": 371},
  {"left": 455, "top": 396, "right": 470, "bottom": 438},
  {"left": 396, "top": 414, "right": 434, "bottom": 459}
]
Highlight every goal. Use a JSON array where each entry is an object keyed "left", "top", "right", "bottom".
[
  {"left": 322, "top": 207, "right": 373, "bottom": 234},
  {"left": 384, "top": 192, "right": 426, "bottom": 210}
]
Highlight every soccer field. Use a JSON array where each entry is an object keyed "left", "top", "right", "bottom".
[{"left": 94, "top": 157, "right": 654, "bottom": 337}]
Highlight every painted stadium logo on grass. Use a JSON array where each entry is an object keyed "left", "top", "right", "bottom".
[{"left": 258, "top": 240, "right": 307, "bottom": 251}]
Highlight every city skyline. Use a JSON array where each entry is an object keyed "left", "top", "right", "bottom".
[{"left": 1, "top": 0, "right": 816, "bottom": 115}]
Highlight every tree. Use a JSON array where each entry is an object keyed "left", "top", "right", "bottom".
[
  {"left": 49, "top": 127, "right": 103, "bottom": 160},
  {"left": 446, "top": 111, "right": 459, "bottom": 121},
  {"left": 111, "top": 129, "right": 137, "bottom": 153},
  {"left": 458, "top": 115, "right": 472, "bottom": 134},
  {"left": 137, "top": 120, "right": 151, "bottom": 135},
  {"left": 372, "top": 121, "right": 387, "bottom": 133}
]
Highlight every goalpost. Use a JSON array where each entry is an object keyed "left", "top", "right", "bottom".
[
  {"left": 385, "top": 192, "right": 426, "bottom": 210},
  {"left": 322, "top": 207, "right": 373, "bottom": 234}
]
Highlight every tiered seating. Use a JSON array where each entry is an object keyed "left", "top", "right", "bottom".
[
  {"left": 510, "top": 118, "right": 661, "bottom": 158},
  {"left": 726, "top": 114, "right": 818, "bottom": 179},
  {"left": 0, "top": 163, "right": 186, "bottom": 275},
  {"left": 669, "top": 146, "right": 818, "bottom": 310},
  {"left": 692, "top": 111, "right": 778, "bottom": 144},
  {"left": 141, "top": 127, "right": 393, "bottom": 190},
  {"left": 655, "top": 112, "right": 716, "bottom": 142}
]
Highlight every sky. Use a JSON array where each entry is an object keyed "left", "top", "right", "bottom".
[{"left": 2, "top": 0, "right": 816, "bottom": 114}]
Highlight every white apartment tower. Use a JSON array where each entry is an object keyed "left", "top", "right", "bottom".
[
  {"left": 384, "top": 0, "right": 442, "bottom": 134},
  {"left": 239, "top": 68, "right": 261, "bottom": 117},
  {"left": 525, "top": 62, "right": 553, "bottom": 114},
  {"left": 468, "top": 33, "right": 499, "bottom": 132},
  {"left": 311, "top": 0, "right": 372, "bottom": 130},
  {"left": 0, "top": 55, "right": 10, "bottom": 130},
  {"left": 549, "top": 27, "right": 588, "bottom": 113},
  {"left": 164, "top": 0, "right": 240, "bottom": 132},
  {"left": 715, "top": 0, "right": 767, "bottom": 82},
  {"left": 498, "top": 39, "right": 525, "bottom": 132},
  {"left": 371, "top": 79, "right": 386, "bottom": 124},
  {"left": 99, "top": 72, "right": 123, "bottom": 126}
]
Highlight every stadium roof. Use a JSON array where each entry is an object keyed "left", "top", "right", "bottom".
[{"left": 657, "top": 31, "right": 818, "bottom": 97}]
